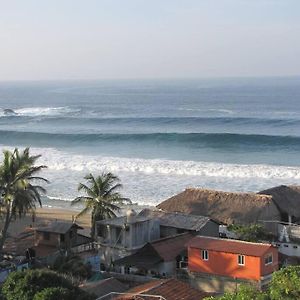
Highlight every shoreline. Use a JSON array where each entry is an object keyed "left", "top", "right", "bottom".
[
  {"left": 4, "top": 203, "right": 154, "bottom": 238},
  {"left": 4, "top": 207, "right": 92, "bottom": 238}
]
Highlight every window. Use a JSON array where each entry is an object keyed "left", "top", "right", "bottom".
[
  {"left": 201, "top": 250, "right": 209, "bottom": 261},
  {"left": 60, "top": 234, "right": 65, "bottom": 242},
  {"left": 264, "top": 253, "right": 273, "bottom": 265},
  {"left": 43, "top": 232, "right": 50, "bottom": 241},
  {"left": 238, "top": 255, "right": 245, "bottom": 266}
]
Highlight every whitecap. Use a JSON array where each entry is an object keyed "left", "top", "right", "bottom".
[{"left": 8, "top": 106, "right": 80, "bottom": 117}]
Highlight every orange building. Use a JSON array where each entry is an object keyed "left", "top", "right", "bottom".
[{"left": 187, "top": 236, "right": 278, "bottom": 284}]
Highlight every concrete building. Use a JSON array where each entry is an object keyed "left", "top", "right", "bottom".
[
  {"left": 96, "top": 209, "right": 219, "bottom": 267},
  {"left": 186, "top": 236, "right": 279, "bottom": 293}
]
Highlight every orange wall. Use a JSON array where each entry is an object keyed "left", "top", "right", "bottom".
[
  {"left": 188, "top": 247, "right": 263, "bottom": 281},
  {"left": 261, "top": 247, "right": 279, "bottom": 276}
]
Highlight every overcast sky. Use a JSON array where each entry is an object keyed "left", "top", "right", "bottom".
[{"left": 0, "top": 0, "right": 299, "bottom": 80}]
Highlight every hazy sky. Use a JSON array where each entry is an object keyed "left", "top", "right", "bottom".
[{"left": 0, "top": 0, "right": 300, "bottom": 80}]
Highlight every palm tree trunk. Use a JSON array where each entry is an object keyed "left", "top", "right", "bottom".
[{"left": 0, "top": 204, "right": 12, "bottom": 252}]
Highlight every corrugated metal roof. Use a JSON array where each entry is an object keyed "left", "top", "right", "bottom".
[
  {"left": 139, "top": 208, "right": 215, "bottom": 231},
  {"left": 36, "top": 221, "right": 83, "bottom": 234},
  {"left": 97, "top": 208, "right": 217, "bottom": 231},
  {"left": 97, "top": 215, "right": 150, "bottom": 226},
  {"left": 187, "top": 236, "right": 275, "bottom": 257},
  {"left": 123, "top": 278, "right": 210, "bottom": 300}
]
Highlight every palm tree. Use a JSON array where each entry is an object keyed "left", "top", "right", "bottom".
[
  {"left": 0, "top": 148, "right": 48, "bottom": 251},
  {"left": 72, "top": 172, "right": 131, "bottom": 238}
]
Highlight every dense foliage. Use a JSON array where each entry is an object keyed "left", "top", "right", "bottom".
[
  {"left": 227, "top": 224, "right": 271, "bottom": 242},
  {"left": 205, "top": 266, "right": 300, "bottom": 300},
  {"left": 72, "top": 172, "right": 131, "bottom": 238},
  {"left": 52, "top": 254, "right": 92, "bottom": 280},
  {"left": 1, "top": 269, "right": 94, "bottom": 300},
  {"left": 33, "top": 287, "right": 74, "bottom": 300},
  {"left": 269, "top": 266, "right": 300, "bottom": 299},
  {"left": 205, "top": 285, "right": 269, "bottom": 300}
]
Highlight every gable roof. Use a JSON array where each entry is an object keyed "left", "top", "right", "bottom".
[
  {"left": 35, "top": 221, "right": 83, "bottom": 234},
  {"left": 138, "top": 208, "right": 219, "bottom": 230},
  {"left": 157, "top": 188, "right": 280, "bottom": 224},
  {"left": 258, "top": 185, "right": 300, "bottom": 219},
  {"left": 121, "top": 278, "right": 210, "bottom": 300},
  {"left": 80, "top": 277, "right": 127, "bottom": 298},
  {"left": 187, "top": 236, "right": 276, "bottom": 257},
  {"left": 115, "top": 233, "right": 194, "bottom": 268}
]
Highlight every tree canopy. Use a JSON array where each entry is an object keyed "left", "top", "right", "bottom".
[
  {"left": 1, "top": 269, "right": 94, "bottom": 300},
  {"left": 72, "top": 172, "right": 131, "bottom": 238}
]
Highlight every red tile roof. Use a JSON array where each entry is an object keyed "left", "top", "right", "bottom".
[
  {"left": 119, "top": 278, "right": 210, "bottom": 300},
  {"left": 187, "top": 236, "right": 275, "bottom": 257}
]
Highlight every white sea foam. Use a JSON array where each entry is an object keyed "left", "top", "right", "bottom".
[
  {"left": 29, "top": 147, "right": 300, "bottom": 180},
  {"left": 1, "top": 145, "right": 300, "bottom": 206},
  {"left": 0, "top": 107, "right": 80, "bottom": 117}
]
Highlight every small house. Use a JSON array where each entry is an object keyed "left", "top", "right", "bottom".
[
  {"left": 187, "top": 236, "right": 279, "bottom": 292},
  {"left": 35, "top": 221, "right": 90, "bottom": 252},
  {"left": 115, "top": 233, "right": 194, "bottom": 277}
]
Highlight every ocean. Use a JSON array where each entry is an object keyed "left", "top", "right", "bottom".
[{"left": 0, "top": 77, "right": 300, "bottom": 208}]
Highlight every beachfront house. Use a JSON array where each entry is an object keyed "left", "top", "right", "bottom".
[
  {"left": 35, "top": 221, "right": 92, "bottom": 253},
  {"left": 187, "top": 236, "right": 279, "bottom": 293},
  {"left": 96, "top": 208, "right": 219, "bottom": 266},
  {"left": 157, "top": 186, "right": 300, "bottom": 231}
]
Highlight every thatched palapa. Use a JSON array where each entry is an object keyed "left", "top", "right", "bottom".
[
  {"left": 157, "top": 188, "right": 280, "bottom": 225},
  {"left": 258, "top": 185, "right": 300, "bottom": 222}
]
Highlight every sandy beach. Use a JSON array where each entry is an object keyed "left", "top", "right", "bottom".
[{"left": 3, "top": 207, "right": 91, "bottom": 238}]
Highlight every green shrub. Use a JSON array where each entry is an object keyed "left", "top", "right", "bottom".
[
  {"left": 269, "top": 266, "right": 300, "bottom": 299},
  {"left": 227, "top": 224, "right": 271, "bottom": 242}
]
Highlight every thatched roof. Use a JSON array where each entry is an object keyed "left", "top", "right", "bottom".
[
  {"left": 258, "top": 185, "right": 300, "bottom": 220},
  {"left": 157, "top": 188, "right": 280, "bottom": 225}
]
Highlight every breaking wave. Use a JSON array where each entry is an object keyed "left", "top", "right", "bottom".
[
  {"left": 21, "top": 147, "right": 300, "bottom": 180},
  {"left": 0, "top": 106, "right": 80, "bottom": 117}
]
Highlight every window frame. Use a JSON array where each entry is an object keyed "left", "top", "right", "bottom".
[
  {"left": 238, "top": 254, "right": 245, "bottom": 266},
  {"left": 201, "top": 249, "right": 209, "bottom": 261},
  {"left": 264, "top": 253, "right": 273, "bottom": 265}
]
